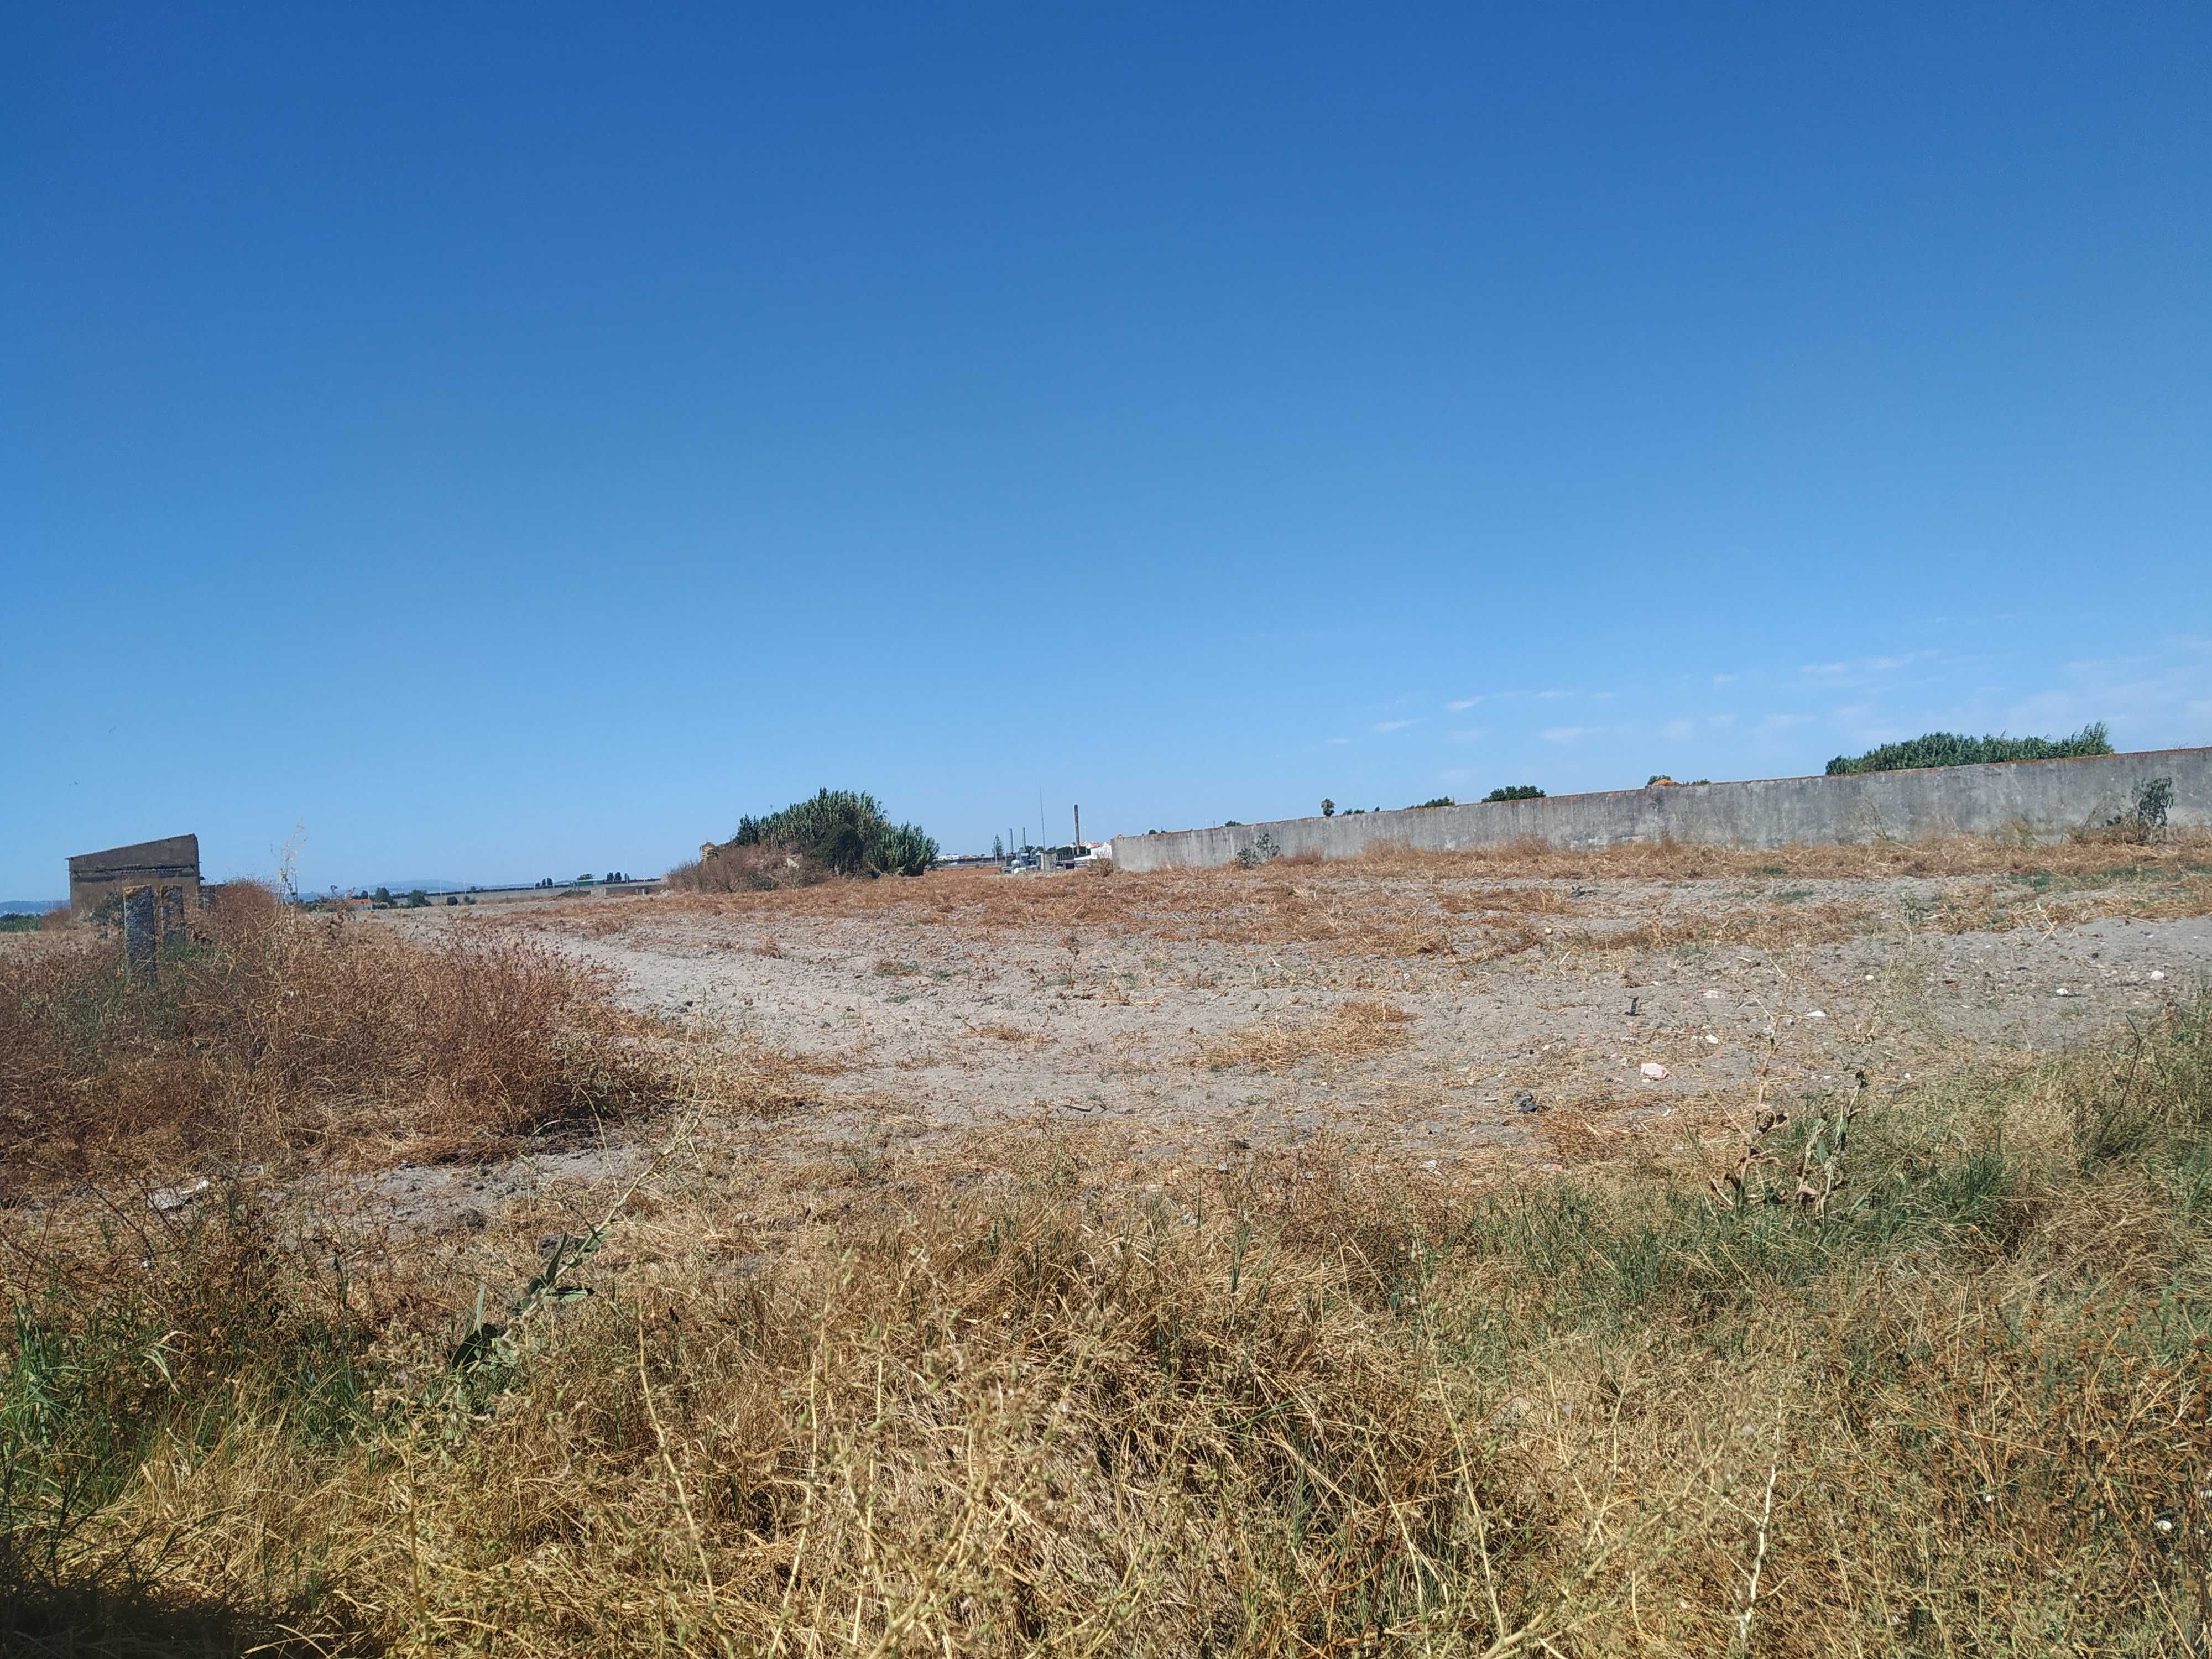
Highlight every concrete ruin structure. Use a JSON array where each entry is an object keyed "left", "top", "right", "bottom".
[{"left": 68, "top": 833, "right": 201, "bottom": 922}]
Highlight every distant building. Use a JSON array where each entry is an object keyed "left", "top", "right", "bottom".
[
  {"left": 69, "top": 834, "right": 200, "bottom": 921},
  {"left": 1005, "top": 842, "right": 1113, "bottom": 874}
]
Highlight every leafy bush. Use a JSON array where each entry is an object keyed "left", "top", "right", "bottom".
[
  {"left": 723, "top": 789, "right": 939, "bottom": 881},
  {"left": 1233, "top": 832, "right": 1280, "bottom": 869},
  {"left": 2132, "top": 775, "right": 2174, "bottom": 828},
  {"left": 1825, "top": 722, "right": 2112, "bottom": 776},
  {"left": 1409, "top": 796, "right": 1454, "bottom": 810},
  {"left": 2092, "top": 775, "right": 2177, "bottom": 845},
  {"left": 1484, "top": 784, "right": 1545, "bottom": 801}
]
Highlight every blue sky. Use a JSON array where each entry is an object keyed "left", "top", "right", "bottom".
[{"left": 6, "top": 4, "right": 2209, "bottom": 894}]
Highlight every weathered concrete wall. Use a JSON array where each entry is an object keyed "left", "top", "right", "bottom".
[
  {"left": 1110, "top": 748, "right": 2212, "bottom": 873},
  {"left": 69, "top": 833, "right": 201, "bottom": 919}
]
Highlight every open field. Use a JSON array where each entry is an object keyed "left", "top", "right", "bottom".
[
  {"left": 6, "top": 836, "right": 2212, "bottom": 1655},
  {"left": 392, "top": 837, "right": 2212, "bottom": 1222}
]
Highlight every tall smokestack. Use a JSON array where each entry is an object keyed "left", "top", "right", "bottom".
[{"left": 1074, "top": 805, "right": 1081, "bottom": 847}]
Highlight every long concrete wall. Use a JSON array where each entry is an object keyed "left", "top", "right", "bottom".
[{"left": 1109, "top": 747, "right": 2212, "bottom": 873}]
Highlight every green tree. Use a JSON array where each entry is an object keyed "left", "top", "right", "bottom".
[{"left": 731, "top": 789, "right": 938, "bottom": 878}]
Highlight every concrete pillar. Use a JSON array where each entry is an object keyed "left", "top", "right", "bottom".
[
  {"left": 159, "top": 884, "right": 185, "bottom": 940},
  {"left": 124, "top": 886, "right": 158, "bottom": 981}
]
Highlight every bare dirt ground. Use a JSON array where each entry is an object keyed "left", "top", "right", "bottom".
[{"left": 370, "top": 839, "right": 2212, "bottom": 1232}]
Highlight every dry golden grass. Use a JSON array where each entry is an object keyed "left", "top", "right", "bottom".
[
  {"left": 9, "top": 995, "right": 2212, "bottom": 1654},
  {"left": 0, "top": 885, "right": 672, "bottom": 1190},
  {"left": 20, "top": 836, "right": 2212, "bottom": 1649},
  {"left": 521, "top": 833, "right": 2212, "bottom": 973},
  {"left": 1345, "top": 828, "right": 2212, "bottom": 883},
  {"left": 1196, "top": 998, "right": 1417, "bottom": 1071}
]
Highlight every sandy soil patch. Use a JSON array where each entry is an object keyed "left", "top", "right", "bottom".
[{"left": 361, "top": 844, "right": 2212, "bottom": 1232}]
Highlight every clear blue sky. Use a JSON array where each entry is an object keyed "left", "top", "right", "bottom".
[{"left": 7, "top": 5, "right": 2209, "bottom": 895}]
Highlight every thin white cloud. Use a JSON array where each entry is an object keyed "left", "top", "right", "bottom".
[
  {"left": 1756, "top": 713, "right": 1816, "bottom": 737},
  {"left": 1446, "top": 697, "right": 1479, "bottom": 712},
  {"left": 1325, "top": 736, "right": 1352, "bottom": 746},
  {"left": 1664, "top": 719, "right": 1695, "bottom": 742},
  {"left": 1536, "top": 689, "right": 1574, "bottom": 701},
  {"left": 1979, "top": 643, "right": 2212, "bottom": 741},
  {"left": 1448, "top": 727, "right": 1489, "bottom": 743},
  {"left": 1707, "top": 713, "right": 1735, "bottom": 729},
  {"left": 1712, "top": 674, "right": 1738, "bottom": 688},
  {"left": 1799, "top": 650, "right": 1936, "bottom": 687},
  {"left": 1373, "top": 718, "right": 1420, "bottom": 734}
]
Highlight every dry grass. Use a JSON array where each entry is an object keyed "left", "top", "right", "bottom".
[
  {"left": 13, "top": 836, "right": 2212, "bottom": 1653},
  {"left": 1346, "top": 828, "right": 2212, "bottom": 884},
  {"left": 540, "top": 834, "right": 2212, "bottom": 969},
  {"left": 1196, "top": 998, "right": 1418, "bottom": 1071},
  {"left": 7, "top": 994, "right": 2212, "bottom": 1653},
  {"left": 0, "top": 885, "right": 672, "bottom": 1190}
]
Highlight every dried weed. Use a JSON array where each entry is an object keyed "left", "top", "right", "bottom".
[{"left": 1196, "top": 998, "right": 1418, "bottom": 1071}]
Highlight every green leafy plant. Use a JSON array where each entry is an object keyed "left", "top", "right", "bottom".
[
  {"left": 1233, "top": 832, "right": 1280, "bottom": 869},
  {"left": 1826, "top": 722, "right": 2112, "bottom": 776},
  {"left": 1484, "top": 785, "right": 1545, "bottom": 802},
  {"left": 710, "top": 789, "right": 939, "bottom": 881}
]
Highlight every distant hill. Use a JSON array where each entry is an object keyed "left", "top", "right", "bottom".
[{"left": 1, "top": 899, "right": 65, "bottom": 915}]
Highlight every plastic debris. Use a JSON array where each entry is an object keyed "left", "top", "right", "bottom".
[
  {"left": 1640, "top": 1061, "right": 1668, "bottom": 1081},
  {"left": 149, "top": 1177, "right": 211, "bottom": 1213}
]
